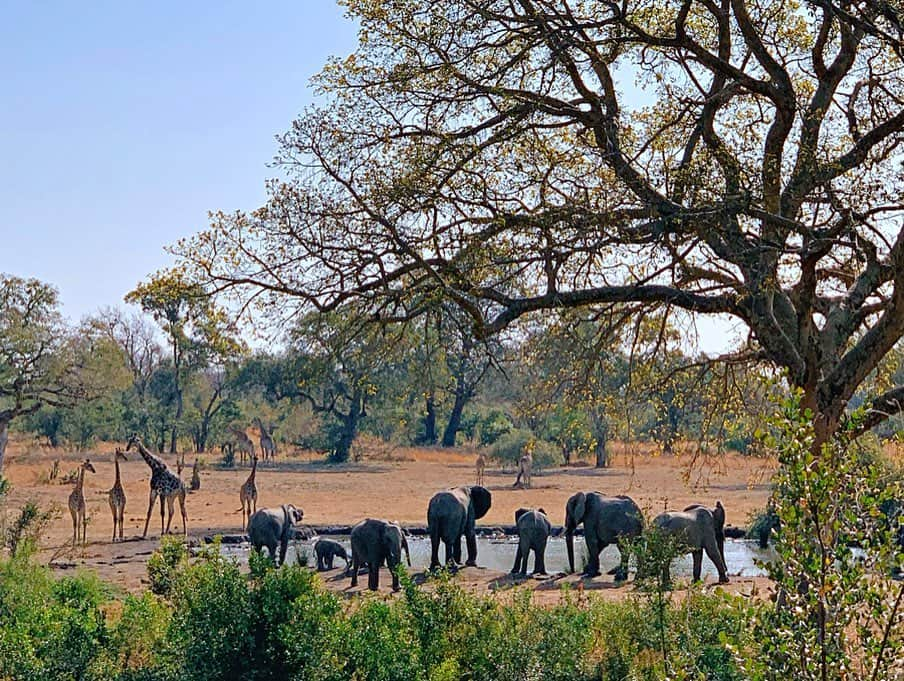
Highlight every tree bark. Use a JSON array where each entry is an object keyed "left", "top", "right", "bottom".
[
  {"left": 332, "top": 392, "right": 364, "bottom": 462},
  {"left": 0, "top": 417, "right": 9, "bottom": 474},
  {"left": 421, "top": 394, "right": 437, "bottom": 445},
  {"left": 442, "top": 388, "right": 468, "bottom": 447},
  {"left": 593, "top": 413, "right": 609, "bottom": 469}
]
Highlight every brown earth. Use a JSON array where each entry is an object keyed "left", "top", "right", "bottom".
[{"left": 3, "top": 438, "right": 779, "bottom": 602}]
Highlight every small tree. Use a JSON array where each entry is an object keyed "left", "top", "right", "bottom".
[{"left": 749, "top": 393, "right": 904, "bottom": 681}]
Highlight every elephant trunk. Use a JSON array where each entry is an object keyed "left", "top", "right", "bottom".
[
  {"left": 566, "top": 528, "right": 575, "bottom": 574},
  {"left": 402, "top": 537, "right": 411, "bottom": 566}
]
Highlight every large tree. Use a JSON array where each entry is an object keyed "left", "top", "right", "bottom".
[
  {"left": 0, "top": 275, "right": 108, "bottom": 469},
  {"left": 179, "top": 0, "right": 904, "bottom": 448}
]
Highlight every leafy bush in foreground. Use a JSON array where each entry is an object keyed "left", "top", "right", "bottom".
[{"left": 0, "top": 541, "right": 751, "bottom": 681}]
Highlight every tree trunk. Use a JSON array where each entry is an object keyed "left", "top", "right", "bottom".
[
  {"left": 593, "top": 415, "right": 609, "bottom": 469},
  {"left": 421, "top": 394, "right": 437, "bottom": 445},
  {"left": 0, "top": 417, "right": 9, "bottom": 474},
  {"left": 441, "top": 389, "right": 468, "bottom": 447},
  {"left": 332, "top": 393, "right": 363, "bottom": 462}
]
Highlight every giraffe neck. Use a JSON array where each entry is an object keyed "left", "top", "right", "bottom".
[
  {"left": 114, "top": 457, "right": 121, "bottom": 486},
  {"left": 248, "top": 458, "right": 257, "bottom": 482},
  {"left": 75, "top": 467, "right": 85, "bottom": 497},
  {"left": 136, "top": 440, "right": 166, "bottom": 473}
]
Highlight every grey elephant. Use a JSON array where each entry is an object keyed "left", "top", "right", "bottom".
[
  {"left": 565, "top": 492, "right": 644, "bottom": 580},
  {"left": 652, "top": 505, "right": 729, "bottom": 583},
  {"left": 427, "top": 485, "right": 492, "bottom": 569},
  {"left": 248, "top": 504, "right": 304, "bottom": 566},
  {"left": 684, "top": 501, "right": 726, "bottom": 560},
  {"left": 314, "top": 538, "right": 350, "bottom": 571},
  {"left": 512, "top": 507, "right": 551, "bottom": 576},
  {"left": 349, "top": 518, "right": 411, "bottom": 591}
]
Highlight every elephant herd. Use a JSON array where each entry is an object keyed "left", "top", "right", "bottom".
[{"left": 249, "top": 485, "right": 731, "bottom": 592}]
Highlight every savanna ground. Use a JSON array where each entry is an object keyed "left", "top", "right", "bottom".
[{"left": 2, "top": 436, "right": 790, "bottom": 603}]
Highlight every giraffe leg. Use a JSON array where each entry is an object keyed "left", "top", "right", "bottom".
[
  {"left": 82, "top": 506, "right": 88, "bottom": 545},
  {"left": 159, "top": 495, "right": 166, "bottom": 535},
  {"left": 143, "top": 490, "right": 158, "bottom": 538},
  {"left": 109, "top": 499, "right": 117, "bottom": 542},
  {"left": 165, "top": 496, "right": 175, "bottom": 534},
  {"left": 119, "top": 507, "right": 125, "bottom": 540},
  {"left": 71, "top": 507, "right": 78, "bottom": 545},
  {"left": 178, "top": 490, "right": 187, "bottom": 535}
]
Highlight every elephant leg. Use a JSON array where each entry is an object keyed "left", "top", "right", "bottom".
[
  {"left": 534, "top": 537, "right": 548, "bottom": 575},
  {"left": 368, "top": 563, "right": 379, "bottom": 591},
  {"left": 326, "top": 555, "right": 334, "bottom": 570},
  {"left": 583, "top": 536, "right": 601, "bottom": 577},
  {"left": 465, "top": 531, "right": 478, "bottom": 567},
  {"left": 429, "top": 528, "right": 441, "bottom": 570},
  {"left": 267, "top": 542, "right": 277, "bottom": 563},
  {"left": 692, "top": 549, "right": 703, "bottom": 581},
  {"left": 613, "top": 540, "right": 630, "bottom": 582},
  {"left": 350, "top": 556, "right": 359, "bottom": 586},
  {"left": 278, "top": 538, "right": 288, "bottom": 567},
  {"left": 142, "top": 490, "right": 158, "bottom": 538},
  {"left": 511, "top": 543, "right": 524, "bottom": 574},
  {"left": 447, "top": 536, "right": 460, "bottom": 566},
  {"left": 704, "top": 538, "right": 730, "bottom": 583},
  {"left": 389, "top": 559, "right": 400, "bottom": 592}
]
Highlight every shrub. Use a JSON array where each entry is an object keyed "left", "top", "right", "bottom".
[
  {"left": 5, "top": 500, "right": 58, "bottom": 555},
  {"left": 488, "top": 429, "right": 559, "bottom": 471},
  {"left": 146, "top": 535, "right": 189, "bottom": 597},
  {"left": 477, "top": 410, "right": 513, "bottom": 446},
  {"left": 166, "top": 547, "right": 252, "bottom": 681}
]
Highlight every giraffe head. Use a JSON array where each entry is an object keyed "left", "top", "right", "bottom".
[
  {"left": 126, "top": 433, "right": 141, "bottom": 452},
  {"left": 82, "top": 459, "right": 96, "bottom": 474},
  {"left": 114, "top": 448, "right": 128, "bottom": 462}
]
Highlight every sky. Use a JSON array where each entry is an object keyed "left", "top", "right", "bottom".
[
  {"left": 0, "top": 2, "right": 736, "bottom": 354},
  {"left": 1, "top": 1, "right": 358, "bottom": 320}
]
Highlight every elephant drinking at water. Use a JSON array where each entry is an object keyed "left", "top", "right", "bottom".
[
  {"left": 427, "top": 485, "right": 492, "bottom": 569},
  {"left": 565, "top": 492, "right": 644, "bottom": 580},
  {"left": 652, "top": 504, "right": 729, "bottom": 584},
  {"left": 248, "top": 504, "right": 304, "bottom": 567}
]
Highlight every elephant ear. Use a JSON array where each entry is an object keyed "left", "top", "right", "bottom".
[
  {"left": 712, "top": 501, "right": 725, "bottom": 532},
  {"left": 470, "top": 486, "right": 492, "bottom": 519},
  {"left": 514, "top": 507, "right": 529, "bottom": 523},
  {"left": 567, "top": 492, "right": 587, "bottom": 527}
]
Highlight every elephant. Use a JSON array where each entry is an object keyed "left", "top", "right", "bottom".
[
  {"left": 652, "top": 505, "right": 729, "bottom": 583},
  {"left": 314, "top": 538, "right": 350, "bottom": 571},
  {"left": 349, "top": 518, "right": 411, "bottom": 591},
  {"left": 565, "top": 492, "right": 644, "bottom": 580},
  {"left": 427, "top": 485, "right": 492, "bottom": 569},
  {"left": 248, "top": 504, "right": 304, "bottom": 566},
  {"left": 684, "top": 501, "right": 726, "bottom": 561},
  {"left": 511, "top": 507, "right": 551, "bottom": 576}
]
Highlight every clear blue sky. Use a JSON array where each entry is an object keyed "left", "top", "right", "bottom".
[{"left": 1, "top": 1, "right": 357, "bottom": 321}]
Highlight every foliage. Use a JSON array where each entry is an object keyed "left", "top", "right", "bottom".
[
  {"left": 146, "top": 535, "right": 189, "bottom": 598},
  {"left": 5, "top": 500, "right": 59, "bottom": 556},
  {"left": 487, "top": 429, "right": 559, "bottom": 471},
  {"left": 747, "top": 393, "right": 904, "bottom": 681}
]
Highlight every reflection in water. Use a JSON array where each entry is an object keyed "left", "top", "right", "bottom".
[{"left": 223, "top": 536, "right": 775, "bottom": 578}]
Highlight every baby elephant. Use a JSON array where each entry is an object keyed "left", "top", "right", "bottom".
[
  {"left": 512, "top": 507, "right": 551, "bottom": 576},
  {"left": 314, "top": 538, "right": 350, "bottom": 571},
  {"left": 248, "top": 504, "right": 304, "bottom": 567},
  {"left": 653, "top": 503, "right": 729, "bottom": 584}
]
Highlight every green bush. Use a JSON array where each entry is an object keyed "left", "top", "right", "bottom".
[
  {"left": 488, "top": 429, "right": 559, "bottom": 471},
  {"left": 146, "top": 535, "right": 189, "bottom": 597},
  {"left": 477, "top": 410, "right": 513, "bottom": 446}
]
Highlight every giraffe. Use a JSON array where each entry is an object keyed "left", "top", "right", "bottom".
[
  {"left": 126, "top": 434, "right": 187, "bottom": 537},
  {"left": 68, "top": 459, "right": 96, "bottom": 545},
  {"left": 254, "top": 417, "right": 276, "bottom": 462},
  {"left": 189, "top": 458, "right": 201, "bottom": 491},
  {"left": 230, "top": 426, "right": 255, "bottom": 465},
  {"left": 239, "top": 455, "right": 259, "bottom": 532},
  {"left": 475, "top": 452, "right": 486, "bottom": 486},
  {"left": 108, "top": 449, "right": 128, "bottom": 542}
]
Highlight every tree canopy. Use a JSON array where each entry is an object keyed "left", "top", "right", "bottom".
[{"left": 176, "top": 0, "right": 904, "bottom": 445}]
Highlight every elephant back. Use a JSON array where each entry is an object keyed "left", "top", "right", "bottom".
[{"left": 428, "top": 490, "right": 466, "bottom": 528}]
